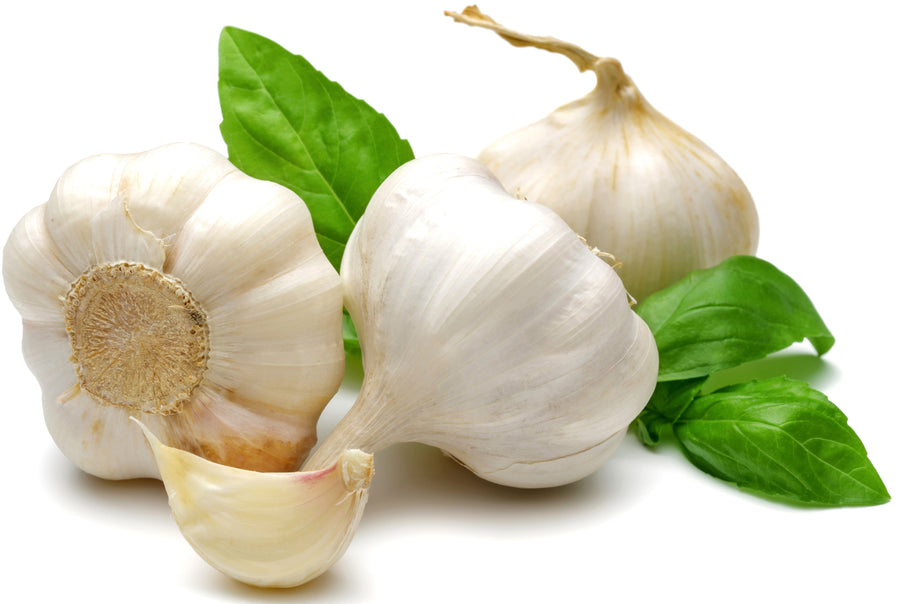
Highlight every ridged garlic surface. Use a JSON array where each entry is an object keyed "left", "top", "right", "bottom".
[
  {"left": 305, "top": 154, "right": 658, "bottom": 488},
  {"left": 449, "top": 6, "right": 760, "bottom": 302},
  {"left": 136, "top": 421, "right": 372, "bottom": 588},
  {"left": 2, "top": 143, "right": 344, "bottom": 479}
]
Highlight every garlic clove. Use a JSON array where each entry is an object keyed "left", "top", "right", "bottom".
[
  {"left": 52, "top": 392, "right": 161, "bottom": 478},
  {"left": 21, "top": 319, "right": 163, "bottom": 478},
  {"left": 164, "top": 171, "right": 324, "bottom": 307},
  {"left": 448, "top": 6, "right": 760, "bottom": 302},
  {"left": 89, "top": 196, "right": 166, "bottom": 269},
  {"left": 149, "top": 384, "right": 322, "bottom": 475},
  {"left": 472, "top": 430, "right": 629, "bottom": 489},
  {"left": 113, "top": 143, "right": 238, "bottom": 240},
  {"left": 135, "top": 420, "right": 373, "bottom": 589},
  {"left": 305, "top": 154, "right": 658, "bottom": 488},
  {"left": 2, "top": 205, "right": 75, "bottom": 324},
  {"left": 44, "top": 153, "right": 126, "bottom": 276},
  {"left": 3, "top": 143, "right": 345, "bottom": 478},
  {"left": 203, "top": 261, "right": 346, "bottom": 410}
]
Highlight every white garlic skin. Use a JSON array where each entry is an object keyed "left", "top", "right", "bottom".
[
  {"left": 3, "top": 143, "right": 345, "bottom": 479},
  {"left": 136, "top": 421, "right": 372, "bottom": 588},
  {"left": 307, "top": 154, "right": 658, "bottom": 488},
  {"left": 460, "top": 7, "right": 760, "bottom": 302},
  {"left": 480, "top": 65, "right": 759, "bottom": 301}
]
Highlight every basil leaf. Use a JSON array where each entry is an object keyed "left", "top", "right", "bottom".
[
  {"left": 636, "top": 256, "right": 834, "bottom": 381},
  {"left": 635, "top": 377, "right": 707, "bottom": 446},
  {"left": 218, "top": 26, "right": 415, "bottom": 271},
  {"left": 673, "top": 377, "right": 890, "bottom": 506},
  {"left": 342, "top": 310, "right": 360, "bottom": 356}
]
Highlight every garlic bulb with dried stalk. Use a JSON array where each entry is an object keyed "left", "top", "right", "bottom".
[
  {"left": 2, "top": 143, "right": 344, "bottom": 479},
  {"left": 305, "top": 154, "right": 658, "bottom": 488},
  {"left": 447, "top": 6, "right": 760, "bottom": 302},
  {"left": 135, "top": 421, "right": 372, "bottom": 588}
]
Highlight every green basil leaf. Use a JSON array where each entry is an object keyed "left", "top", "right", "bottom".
[
  {"left": 342, "top": 310, "right": 360, "bottom": 356},
  {"left": 636, "top": 256, "right": 834, "bottom": 381},
  {"left": 635, "top": 377, "right": 707, "bottom": 446},
  {"left": 673, "top": 377, "right": 890, "bottom": 506},
  {"left": 218, "top": 26, "right": 415, "bottom": 271}
]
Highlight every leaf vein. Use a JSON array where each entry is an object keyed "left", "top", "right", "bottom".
[
  {"left": 232, "top": 39, "right": 354, "bottom": 225},
  {"left": 684, "top": 418, "right": 879, "bottom": 497}
]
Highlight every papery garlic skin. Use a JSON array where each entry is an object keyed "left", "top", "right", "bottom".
[
  {"left": 136, "top": 421, "right": 372, "bottom": 588},
  {"left": 306, "top": 154, "right": 658, "bottom": 488},
  {"left": 3, "top": 143, "right": 344, "bottom": 479},
  {"left": 450, "top": 6, "right": 759, "bottom": 302}
]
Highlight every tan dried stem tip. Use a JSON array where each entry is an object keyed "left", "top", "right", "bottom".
[
  {"left": 445, "top": 5, "right": 607, "bottom": 73},
  {"left": 64, "top": 262, "right": 209, "bottom": 414}
]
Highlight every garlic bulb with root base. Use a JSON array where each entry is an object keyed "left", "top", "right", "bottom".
[
  {"left": 447, "top": 6, "right": 760, "bottom": 302},
  {"left": 2, "top": 143, "right": 344, "bottom": 479},
  {"left": 304, "top": 154, "right": 658, "bottom": 488},
  {"left": 134, "top": 420, "right": 372, "bottom": 588}
]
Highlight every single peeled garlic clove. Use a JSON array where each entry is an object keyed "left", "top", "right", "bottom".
[
  {"left": 305, "top": 154, "right": 658, "bottom": 488},
  {"left": 135, "top": 420, "right": 373, "bottom": 588}
]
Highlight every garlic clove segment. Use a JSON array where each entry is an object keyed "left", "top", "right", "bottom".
[
  {"left": 305, "top": 154, "right": 658, "bottom": 488},
  {"left": 2, "top": 143, "right": 345, "bottom": 479},
  {"left": 135, "top": 420, "right": 373, "bottom": 588},
  {"left": 447, "top": 6, "right": 760, "bottom": 302}
]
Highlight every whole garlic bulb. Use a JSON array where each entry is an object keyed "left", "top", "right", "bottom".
[
  {"left": 305, "top": 154, "right": 658, "bottom": 488},
  {"left": 2, "top": 143, "right": 344, "bottom": 479},
  {"left": 136, "top": 421, "right": 373, "bottom": 588},
  {"left": 448, "top": 6, "right": 760, "bottom": 302}
]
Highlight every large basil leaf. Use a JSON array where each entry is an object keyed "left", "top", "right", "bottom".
[
  {"left": 636, "top": 256, "right": 834, "bottom": 381},
  {"left": 673, "top": 377, "right": 890, "bottom": 506},
  {"left": 218, "top": 26, "right": 414, "bottom": 271}
]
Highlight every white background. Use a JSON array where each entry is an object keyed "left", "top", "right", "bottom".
[{"left": 2, "top": 1, "right": 897, "bottom": 602}]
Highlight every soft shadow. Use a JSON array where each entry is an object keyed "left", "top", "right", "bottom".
[
  {"left": 187, "top": 562, "right": 366, "bottom": 602},
  {"left": 662, "top": 452, "right": 881, "bottom": 511},
  {"left": 702, "top": 352, "right": 838, "bottom": 392},
  {"left": 40, "top": 446, "right": 170, "bottom": 522},
  {"left": 359, "top": 440, "right": 650, "bottom": 534}
]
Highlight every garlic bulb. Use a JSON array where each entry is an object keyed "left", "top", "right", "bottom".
[
  {"left": 305, "top": 154, "right": 658, "bottom": 488},
  {"left": 135, "top": 421, "right": 372, "bottom": 588},
  {"left": 447, "top": 6, "right": 760, "bottom": 301},
  {"left": 2, "top": 143, "right": 344, "bottom": 479}
]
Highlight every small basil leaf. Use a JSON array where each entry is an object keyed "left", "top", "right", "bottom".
[
  {"left": 636, "top": 256, "right": 834, "bottom": 381},
  {"left": 218, "top": 26, "right": 414, "bottom": 271},
  {"left": 342, "top": 310, "right": 360, "bottom": 356},
  {"left": 635, "top": 377, "right": 707, "bottom": 446},
  {"left": 673, "top": 377, "right": 890, "bottom": 506}
]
